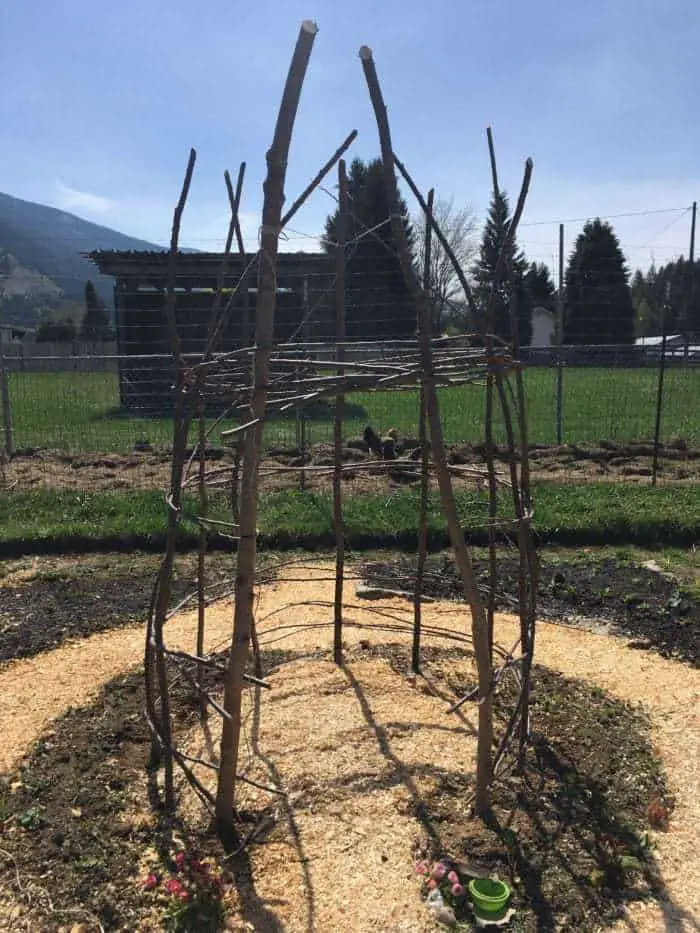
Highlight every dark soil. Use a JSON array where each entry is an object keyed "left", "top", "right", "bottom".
[
  {"left": 383, "top": 643, "right": 670, "bottom": 933},
  {"left": 0, "top": 646, "right": 302, "bottom": 932},
  {"left": 6, "top": 438, "right": 700, "bottom": 493},
  {"left": 361, "top": 553, "right": 700, "bottom": 666},
  {"left": 0, "top": 553, "right": 240, "bottom": 663},
  {"left": 0, "top": 642, "right": 670, "bottom": 932}
]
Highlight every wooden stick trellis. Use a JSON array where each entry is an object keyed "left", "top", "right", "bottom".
[{"left": 144, "top": 22, "right": 537, "bottom": 835}]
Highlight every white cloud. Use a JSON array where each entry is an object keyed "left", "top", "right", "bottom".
[
  {"left": 175, "top": 209, "right": 262, "bottom": 252},
  {"left": 53, "top": 180, "right": 117, "bottom": 217}
]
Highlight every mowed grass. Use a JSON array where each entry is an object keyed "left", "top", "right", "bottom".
[
  {"left": 1, "top": 482, "right": 698, "bottom": 554},
  {"left": 7, "top": 366, "right": 700, "bottom": 454}
]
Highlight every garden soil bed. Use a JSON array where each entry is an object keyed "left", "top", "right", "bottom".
[
  {"left": 4, "top": 438, "right": 700, "bottom": 492},
  {"left": 362, "top": 553, "right": 700, "bottom": 667},
  {"left": 0, "top": 552, "right": 239, "bottom": 663},
  {"left": 0, "top": 566, "right": 698, "bottom": 932}
]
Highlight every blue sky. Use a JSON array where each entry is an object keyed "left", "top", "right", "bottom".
[{"left": 1, "top": 0, "right": 698, "bottom": 276}]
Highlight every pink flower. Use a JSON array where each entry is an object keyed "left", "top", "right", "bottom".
[
  {"left": 432, "top": 862, "right": 447, "bottom": 881},
  {"left": 176, "top": 888, "right": 190, "bottom": 902},
  {"left": 165, "top": 878, "right": 186, "bottom": 897},
  {"left": 427, "top": 878, "right": 439, "bottom": 890},
  {"left": 447, "top": 870, "right": 459, "bottom": 885},
  {"left": 174, "top": 851, "right": 187, "bottom": 869},
  {"left": 451, "top": 883, "right": 465, "bottom": 897},
  {"left": 143, "top": 873, "right": 159, "bottom": 891},
  {"left": 415, "top": 861, "right": 429, "bottom": 875}
]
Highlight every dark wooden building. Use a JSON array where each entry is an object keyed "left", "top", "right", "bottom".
[
  {"left": 89, "top": 250, "right": 336, "bottom": 410},
  {"left": 90, "top": 249, "right": 416, "bottom": 410}
]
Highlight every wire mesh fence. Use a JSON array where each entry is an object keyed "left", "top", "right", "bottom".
[
  {"left": 1, "top": 346, "right": 698, "bottom": 491},
  {"left": 1, "top": 188, "right": 698, "bottom": 493}
]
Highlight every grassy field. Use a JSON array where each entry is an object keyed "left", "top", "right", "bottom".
[
  {"left": 1, "top": 482, "right": 698, "bottom": 554},
  {"left": 6, "top": 366, "right": 700, "bottom": 454}
]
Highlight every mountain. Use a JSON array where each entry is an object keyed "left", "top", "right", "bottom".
[{"left": 0, "top": 192, "right": 163, "bottom": 327}]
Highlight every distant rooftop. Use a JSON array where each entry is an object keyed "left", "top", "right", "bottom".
[
  {"left": 634, "top": 335, "right": 683, "bottom": 346},
  {"left": 87, "top": 249, "right": 329, "bottom": 279}
]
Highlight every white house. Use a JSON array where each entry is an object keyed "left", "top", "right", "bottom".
[
  {"left": 0, "top": 324, "right": 31, "bottom": 347},
  {"left": 529, "top": 306, "right": 556, "bottom": 347}
]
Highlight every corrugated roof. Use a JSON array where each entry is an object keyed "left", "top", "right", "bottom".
[{"left": 635, "top": 335, "right": 683, "bottom": 346}]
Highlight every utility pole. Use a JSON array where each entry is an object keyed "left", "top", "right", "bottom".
[
  {"left": 683, "top": 201, "right": 696, "bottom": 358},
  {"left": 555, "top": 223, "right": 565, "bottom": 444},
  {"left": 557, "top": 224, "right": 565, "bottom": 343}
]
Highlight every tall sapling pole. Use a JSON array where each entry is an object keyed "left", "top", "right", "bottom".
[
  {"left": 215, "top": 20, "right": 318, "bottom": 832},
  {"left": 413, "top": 187, "right": 434, "bottom": 674},
  {"left": 359, "top": 45, "right": 493, "bottom": 813},
  {"left": 145, "top": 147, "right": 197, "bottom": 810},
  {"left": 333, "top": 159, "right": 349, "bottom": 664}
]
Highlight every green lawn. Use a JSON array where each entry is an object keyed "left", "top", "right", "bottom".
[
  {"left": 1, "top": 482, "right": 697, "bottom": 554},
  {"left": 6, "top": 366, "right": 699, "bottom": 454}
]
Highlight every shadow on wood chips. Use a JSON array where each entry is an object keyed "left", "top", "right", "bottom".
[{"left": 0, "top": 640, "right": 680, "bottom": 933}]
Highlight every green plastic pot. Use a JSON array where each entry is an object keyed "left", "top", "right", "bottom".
[{"left": 468, "top": 878, "right": 511, "bottom": 918}]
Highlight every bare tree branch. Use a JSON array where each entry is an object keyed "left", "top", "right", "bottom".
[{"left": 414, "top": 197, "right": 478, "bottom": 332}]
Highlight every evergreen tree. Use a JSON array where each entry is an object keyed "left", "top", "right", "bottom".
[
  {"left": 81, "top": 280, "right": 112, "bottom": 341},
  {"left": 36, "top": 316, "right": 77, "bottom": 342},
  {"left": 564, "top": 219, "right": 635, "bottom": 344},
  {"left": 472, "top": 191, "right": 532, "bottom": 346},
  {"left": 631, "top": 267, "right": 657, "bottom": 336},
  {"left": 523, "top": 262, "right": 556, "bottom": 310},
  {"left": 324, "top": 158, "right": 415, "bottom": 339},
  {"left": 631, "top": 259, "right": 700, "bottom": 337}
]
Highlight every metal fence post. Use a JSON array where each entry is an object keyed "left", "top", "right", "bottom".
[
  {"left": 555, "top": 223, "right": 565, "bottom": 445},
  {"left": 555, "top": 362, "right": 564, "bottom": 445},
  {"left": 651, "top": 284, "right": 671, "bottom": 486},
  {"left": 0, "top": 347, "right": 14, "bottom": 458}
]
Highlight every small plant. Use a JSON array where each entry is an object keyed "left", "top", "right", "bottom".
[
  {"left": 16, "top": 805, "right": 46, "bottom": 831},
  {"left": 0, "top": 780, "right": 11, "bottom": 825},
  {"left": 593, "top": 833, "right": 650, "bottom": 889},
  {"left": 415, "top": 858, "right": 468, "bottom": 925},
  {"left": 143, "top": 850, "right": 226, "bottom": 933}
]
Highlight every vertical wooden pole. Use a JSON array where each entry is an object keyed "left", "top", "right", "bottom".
[
  {"left": 230, "top": 439, "right": 240, "bottom": 524},
  {"left": 216, "top": 20, "right": 318, "bottom": 832},
  {"left": 204, "top": 162, "right": 246, "bottom": 358},
  {"left": 488, "top": 129, "right": 539, "bottom": 765},
  {"left": 296, "top": 367, "right": 306, "bottom": 491},
  {"left": 333, "top": 160, "right": 349, "bottom": 664},
  {"left": 360, "top": 46, "right": 493, "bottom": 813},
  {"left": 652, "top": 282, "right": 671, "bottom": 486},
  {"left": 145, "top": 147, "right": 197, "bottom": 811},
  {"left": 484, "top": 346, "right": 498, "bottom": 666},
  {"left": 297, "top": 276, "right": 309, "bottom": 490},
  {"left": 412, "top": 187, "right": 434, "bottom": 675},
  {"left": 196, "top": 399, "right": 208, "bottom": 718},
  {"left": 555, "top": 223, "right": 565, "bottom": 444},
  {"left": 556, "top": 224, "right": 565, "bottom": 343},
  {"left": 482, "top": 133, "right": 500, "bottom": 666},
  {"left": 0, "top": 348, "right": 13, "bottom": 458},
  {"left": 685, "top": 202, "right": 697, "bottom": 359}
]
